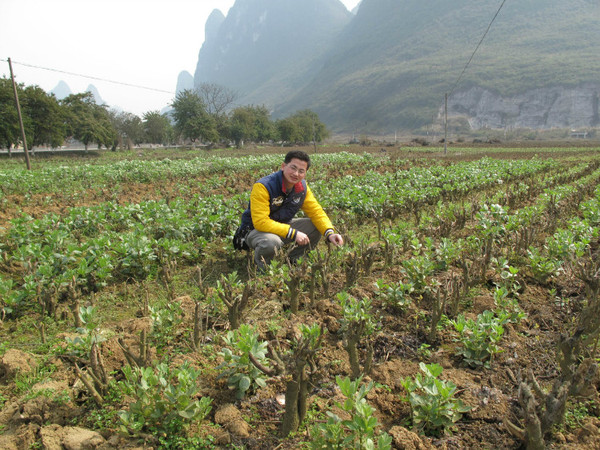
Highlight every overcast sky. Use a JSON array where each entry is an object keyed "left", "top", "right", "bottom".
[{"left": 0, "top": 0, "right": 361, "bottom": 116}]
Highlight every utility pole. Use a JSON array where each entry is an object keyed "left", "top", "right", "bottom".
[
  {"left": 8, "top": 58, "right": 31, "bottom": 170},
  {"left": 444, "top": 93, "right": 448, "bottom": 155}
]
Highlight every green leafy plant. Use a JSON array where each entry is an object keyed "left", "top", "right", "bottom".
[
  {"left": 526, "top": 247, "right": 563, "bottom": 284},
  {"left": 401, "top": 363, "right": 471, "bottom": 436},
  {"left": 494, "top": 256, "right": 521, "bottom": 297},
  {"left": 118, "top": 361, "right": 212, "bottom": 436},
  {"left": 493, "top": 286, "right": 526, "bottom": 324},
  {"left": 149, "top": 298, "right": 183, "bottom": 346},
  {"left": 64, "top": 305, "right": 108, "bottom": 358},
  {"left": 402, "top": 255, "right": 436, "bottom": 294},
  {"left": 0, "top": 276, "right": 19, "bottom": 319},
  {"left": 375, "top": 279, "right": 413, "bottom": 312},
  {"left": 451, "top": 310, "right": 505, "bottom": 368},
  {"left": 310, "top": 375, "right": 392, "bottom": 449},
  {"left": 217, "top": 324, "right": 269, "bottom": 399}
]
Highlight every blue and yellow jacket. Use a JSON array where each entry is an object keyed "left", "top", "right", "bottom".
[{"left": 240, "top": 170, "right": 335, "bottom": 240}]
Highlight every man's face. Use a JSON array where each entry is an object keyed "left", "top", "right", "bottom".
[{"left": 281, "top": 158, "right": 308, "bottom": 187}]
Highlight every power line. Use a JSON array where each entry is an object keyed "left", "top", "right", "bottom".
[
  {"left": 448, "top": 0, "right": 508, "bottom": 97},
  {"left": 1, "top": 58, "right": 175, "bottom": 95}
]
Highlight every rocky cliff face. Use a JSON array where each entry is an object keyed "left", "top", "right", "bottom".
[
  {"left": 194, "top": 0, "right": 351, "bottom": 106},
  {"left": 448, "top": 84, "right": 600, "bottom": 129}
]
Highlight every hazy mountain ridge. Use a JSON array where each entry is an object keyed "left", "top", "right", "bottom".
[
  {"left": 50, "top": 80, "right": 72, "bottom": 100},
  {"left": 176, "top": 71, "right": 194, "bottom": 95},
  {"left": 193, "top": 0, "right": 600, "bottom": 132},
  {"left": 194, "top": 0, "right": 352, "bottom": 107},
  {"left": 50, "top": 81, "right": 106, "bottom": 106}
]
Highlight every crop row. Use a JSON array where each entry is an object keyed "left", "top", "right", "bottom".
[
  {"left": 314, "top": 156, "right": 561, "bottom": 218},
  {"left": 0, "top": 156, "right": 593, "bottom": 321},
  {"left": 0, "top": 152, "right": 385, "bottom": 196}
]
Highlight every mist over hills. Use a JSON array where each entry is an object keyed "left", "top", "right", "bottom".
[{"left": 193, "top": 0, "right": 600, "bottom": 134}]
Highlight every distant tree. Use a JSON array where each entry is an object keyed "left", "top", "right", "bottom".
[
  {"left": 228, "top": 107, "right": 254, "bottom": 147},
  {"left": 228, "top": 105, "right": 275, "bottom": 147},
  {"left": 197, "top": 82, "right": 238, "bottom": 117},
  {"left": 22, "top": 85, "right": 66, "bottom": 148},
  {"left": 288, "top": 110, "right": 329, "bottom": 144},
  {"left": 276, "top": 117, "right": 302, "bottom": 144},
  {"left": 109, "top": 110, "right": 144, "bottom": 149},
  {"left": 171, "top": 89, "right": 218, "bottom": 144},
  {"left": 197, "top": 83, "right": 238, "bottom": 141},
  {"left": 143, "top": 110, "right": 173, "bottom": 145},
  {"left": 62, "top": 92, "right": 116, "bottom": 151},
  {"left": 0, "top": 77, "right": 25, "bottom": 151},
  {"left": 253, "top": 105, "right": 276, "bottom": 143}
]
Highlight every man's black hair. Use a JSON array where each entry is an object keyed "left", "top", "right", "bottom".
[{"left": 284, "top": 150, "right": 311, "bottom": 169}]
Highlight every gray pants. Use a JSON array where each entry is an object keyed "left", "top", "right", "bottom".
[{"left": 246, "top": 218, "right": 322, "bottom": 270}]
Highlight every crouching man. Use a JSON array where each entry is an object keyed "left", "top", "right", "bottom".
[{"left": 233, "top": 150, "right": 344, "bottom": 270}]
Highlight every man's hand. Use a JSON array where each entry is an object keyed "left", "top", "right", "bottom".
[
  {"left": 327, "top": 233, "right": 344, "bottom": 246},
  {"left": 295, "top": 230, "right": 310, "bottom": 246}
]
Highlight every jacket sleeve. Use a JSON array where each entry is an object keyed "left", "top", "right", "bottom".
[
  {"left": 301, "top": 185, "right": 336, "bottom": 239},
  {"left": 250, "top": 183, "right": 295, "bottom": 239}
]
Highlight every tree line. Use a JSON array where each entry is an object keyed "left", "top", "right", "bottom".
[{"left": 0, "top": 78, "right": 329, "bottom": 151}]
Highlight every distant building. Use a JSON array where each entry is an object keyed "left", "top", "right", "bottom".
[{"left": 570, "top": 130, "right": 589, "bottom": 138}]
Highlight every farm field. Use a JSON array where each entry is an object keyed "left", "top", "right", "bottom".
[{"left": 1, "top": 144, "right": 600, "bottom": 449}]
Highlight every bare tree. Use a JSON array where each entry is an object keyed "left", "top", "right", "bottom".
[{"left": 196, "top": 82, "right": 238, "bottom": 117}]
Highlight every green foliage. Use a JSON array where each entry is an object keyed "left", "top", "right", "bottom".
[
  {"left": 402, "top": 255, "right": 436, "bottom": 294},
  {"left": 157, "top": 433, "right": 215, "bottom": 450},
  {"left": 64, "top": 306, "right": 108, "bottom": 358},
  {"left": 276, "top": 109, "right": 329, "bottom": 144},
  {"left": 143, "top": 110, "right": 173, "bottom": 145},
  {"left": 527, "top": 246, "right": 563, "bottom": 283},
  {"left": 0, "top": 276, "right": 19, "bottom": 318},
  {"left": 451, "top": 310, "right": 505, "bottom": 368},
  {"left": 338, "top": 292, "right": 377, "bottom": 335},
  {"left": 0, "top": 77, "right": 22, "bottom": 150},
  {"left": 109, "top": 111, "right": 145, "bottom": 149},
  {"left": 494, "top": 257, "right": 521, "bottom": 297},
  {"left": 374, "top": 279, "right": 413, "bottom": 311},
  {"left": 61, "top": 92, "right": 116, "bottom": 149},
  {"left": 338, "top": 291, "right": 379, "bottom": 378},
  {"left": 0, "top": 77, "right": 66, "bottom": 150},
  {"left": 14, "top": 363, "right": 56, "bottom": 395},
  {"left": 171, "top": 89, "right": 218, "bottom": 143},
  {"left": 401, "top": 363, "right": 471, "bottom": 437},
  {"left": 217, "top": 324, "right": 270, "bottom": 399},
  {"left": 118, "top": 362, "right": 212, "bottom": 435},
  {"left": 560, "top": 401, "right": 591, "bottom": 432},
  {"left": 113, "top": 234, "right": 157, "bottom": 280},
  {"left": 149, "top": 298, "right": 183, "bottom": 346},
  {"left": 310, "top": 376, "right": 392, "bottom": 449},
  {"left": 228, "top": 105, "right": 276, "bottom": 147},
  {"left": 493, "top": 287, "right": 526, "bottom": 325},
  {"left": 22, "top": 84, "right": 66, "bottom": 148},
  {"left": 475, "top": 203, "right": 509, "bottom": 240}
]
